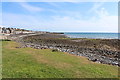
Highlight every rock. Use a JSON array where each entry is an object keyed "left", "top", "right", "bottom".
[
  {"left": 15, "top": 47, "right": 21, "bottom": 48},
  {"left": 52, "top": 49, "right": 58, "bottom": 52}
]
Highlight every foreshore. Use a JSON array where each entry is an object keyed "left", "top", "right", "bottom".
[{"left": 4, "top": 33, "right": 119, "bottom": 67}]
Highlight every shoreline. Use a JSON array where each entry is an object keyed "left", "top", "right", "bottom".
[
  {"left": 64, "top": 32, "right": 119, "bottom": 39},
  {"left": 0, "top": 32, "right": 119, "bottom": 40},
  {"left": 1, "top": 33, "right": 119, "bottom": 66},
  {"left": 5, "top": 33, "right": 119, "bottom": 66}
]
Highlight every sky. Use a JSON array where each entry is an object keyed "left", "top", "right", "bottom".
[{"left": 1, "top": 2, "right": 118, "bottom": 32}]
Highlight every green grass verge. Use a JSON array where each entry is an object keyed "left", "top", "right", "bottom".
[{"left": 2, "top": 41, "right": 119, "bottom": 78}]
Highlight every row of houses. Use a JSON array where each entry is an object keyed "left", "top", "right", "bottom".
[
  {"left": 0, "top": 27, "right": 34, "bottom": 34},
  {"left": 0, "top": 27, "right": 49, "bottom": 34},
  {"left": 0, "top": 27, "right": 14, "bottom": 34}
]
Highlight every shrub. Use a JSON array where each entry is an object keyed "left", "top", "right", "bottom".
[
  {"left": 0, "top": 39, "right": 11, "bottom": 41},
  {"left": 52, "top": 49, "right": 58, "bottom": 52}
]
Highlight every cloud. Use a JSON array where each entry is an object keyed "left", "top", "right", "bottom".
[
  {"left": 47, "top": 2, "right": 61, "bottom": 8},
  {"left": 48, "top": 15, "right": 117, "bottom": 32},
  {"left": 2, "top": 2, "right": 118, "bottom": 32},
  {"left": 88, "top": 2, "right": 104, "bottom": 14},
  {"left": 2, "top": 11, "right": 117, "bottom": 32},
  {"left": 2, "top": 13, "right": 42, "bottom": 29},
  {"left": 19, "top": 2, "right": 43, "bottom": 12},
  {"left": 96, "top": 7, "right": 109, "bottom": 18},
  {"left": 0, "top": 25, "right": 6, "bottom": 28},
  {"left": 88, "top": 2, "right": 111, "bottom": 18},
  {"left": 2, "top": 0, "right": 27, "bottom": 2}
]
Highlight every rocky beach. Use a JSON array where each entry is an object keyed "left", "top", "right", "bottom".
[
  {"left": 1, "top": 27, "right": 119, "bottom": 67},
  {"left": 21, "top": 34, "right": 119, "bottom": 66},
  {"left": 9, "top": 34, "right": 120, "bottom": 66}
]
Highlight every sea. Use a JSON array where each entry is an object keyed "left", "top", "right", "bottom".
[{"left": 64, "top": 32, "right": 119, "bottom": 39}]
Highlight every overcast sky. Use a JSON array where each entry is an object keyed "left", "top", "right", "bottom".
[{"left": 2, "top": 2, "right": 118, "bottom": 32}]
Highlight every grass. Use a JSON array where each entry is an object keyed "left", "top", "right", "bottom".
[{"left": 2, "top": 41, "right": 119, "bottom": 78}]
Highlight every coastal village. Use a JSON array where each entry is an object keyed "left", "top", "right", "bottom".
[
  {"left": 0, "top": 27, "right": 32, "bottom": 34},
  {"left": 0, "top": 27, "right": 47, "bottom": 39}
]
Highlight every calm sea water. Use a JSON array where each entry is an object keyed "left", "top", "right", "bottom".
[{"left": 64, "top": 32, "right": 119, "bottom": 39}]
